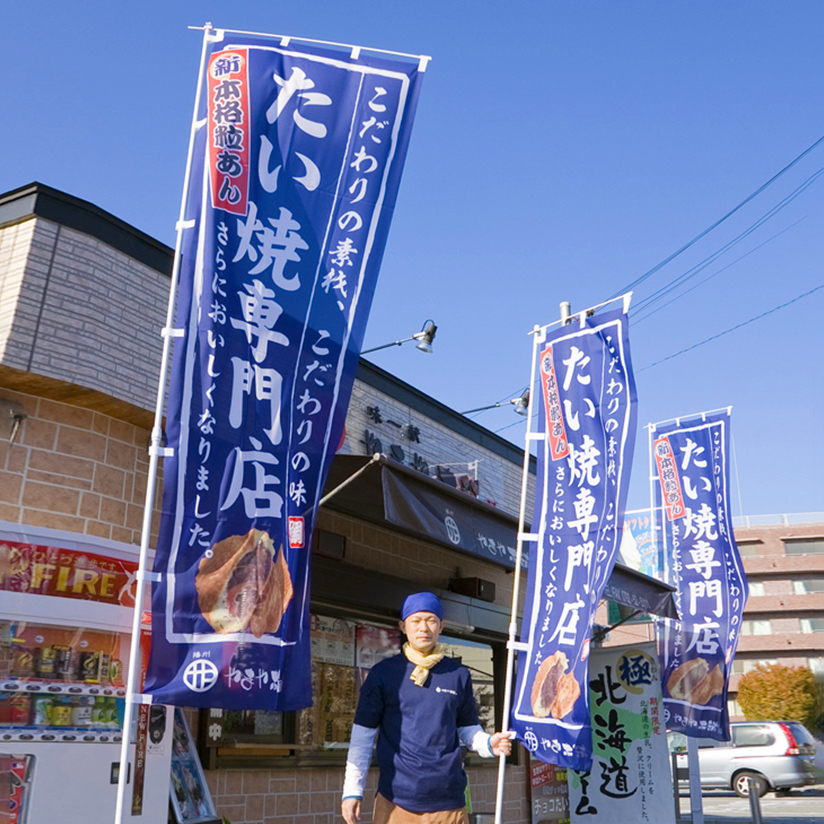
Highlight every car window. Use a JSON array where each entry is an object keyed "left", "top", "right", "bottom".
[
  {"left": 732, "top": 724, "right": 774, "bottom": 747},
  {"left": 784, "top": 723, "right": 816, "bottom": 746}
]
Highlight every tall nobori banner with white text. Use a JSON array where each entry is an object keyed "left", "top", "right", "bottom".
[
  {"left": 511, "top": 309, "right": 638, "bottom": 771},
  {"left": 653, "top": 411, "right": 747, "bottom": 740},
  {"left": 144, "top": 34, "right": 425, "bottom": 708}
]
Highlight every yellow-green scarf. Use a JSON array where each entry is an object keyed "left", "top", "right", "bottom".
[{"left": 403, "top": 642, "right": 446, "bottom": 686}]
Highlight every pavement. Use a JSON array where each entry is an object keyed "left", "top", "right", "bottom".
[{"left": 675, "top": 784, "right": 824, "bottom": 824}]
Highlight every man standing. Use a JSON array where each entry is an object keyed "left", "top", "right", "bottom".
[{"left": 341, "top": 592, "right": 512, "bottom": 824}]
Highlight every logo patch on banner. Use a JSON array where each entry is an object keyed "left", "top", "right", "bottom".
[
  {"left": 288, "top": 517, "right": 305, "bottom": 549},
  {"left": 510, "top": 308, "right": 638, "bottom": 772},
  {"left": 144, "top": 33, "right": 425, "bottom": 710},
  {"left": 654, "top": 411, "right": 747, "bottom": 741}
]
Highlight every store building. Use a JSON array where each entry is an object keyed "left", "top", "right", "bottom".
[
  {"left": 0, "top": 182, "right": 543, "bottom": 824},
  {"left": 0, "top": 182, "right": 687, "bottom": 824}
]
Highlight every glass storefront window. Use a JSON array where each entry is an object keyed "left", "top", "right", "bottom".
[
  {"left": 440, "top": 636, "right": 496, "bottom": 735},
  {"left": 297, "top": 616, "right": 401, "bottom": 750},
  {"left": 209, "top": 613, "right": 501, "bottom": 765}
]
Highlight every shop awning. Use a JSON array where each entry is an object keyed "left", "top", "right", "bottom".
[{"left": 320, "top": 454, "right": 677, "bottom": 619}]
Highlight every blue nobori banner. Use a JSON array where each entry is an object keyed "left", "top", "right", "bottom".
[
  {"left": 511, "top": 308, "right": 638, "bottom": 771},
  {"left": 653, "top": 411, "right": 747, "bottom": 740},
  {"left": 144, "top": 33, "right": 425, "bottom": 708}
]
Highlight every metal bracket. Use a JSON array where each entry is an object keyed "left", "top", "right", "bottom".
[{"left": 0, "top": 399, "right": 27, "bottom": 444}]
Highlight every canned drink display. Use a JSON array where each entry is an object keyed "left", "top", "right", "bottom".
[
  {"left": 91, "top": 696, "right": 106, "bottom": 727},
  {"left": 32, "top": 695, "right": 53, "bottom": 727},
  {"left": 80, "top": 651, "right": 101, "bottom": 682},
  {"left": 109, "top": 658, "right": 123, "bottom": 686},
  {"left": 10, "top": 693, "right": 31, "bottom": 725},
  {"left": 54, "top": 645, "right": 79, "bottom": 681},
  {"left": 106, "top": 697, "right": 122, "bottom": 730},
  {"left": 71, "top": 695, "right": 94, "bottom": 727},
  {"left": 50, "top": 697, "right": 73, "bottom": 727},
  {"left": 97, "top": 653, "right": 111, "bottom": 685},
  {"left": 36, "top": 645, "right": 57, "bottom": 678},
  {"left": 11, "top": 648, "right": 37, "bottom": 678}
]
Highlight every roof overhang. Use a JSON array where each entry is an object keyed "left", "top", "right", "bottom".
[{"left": 320, "top": 454, "right": 677, "bottom": 619}]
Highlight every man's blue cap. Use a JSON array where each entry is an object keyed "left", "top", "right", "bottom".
[{"left": 401, "top": 592, "right": 444, "bottom": 621}]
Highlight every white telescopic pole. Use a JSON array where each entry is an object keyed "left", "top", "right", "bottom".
[
  {"left": 113, "top": 23, "right": 216, "bottom": 824},
  {"left": 492, "top": 315, "right": 545, "bottom": 824}
]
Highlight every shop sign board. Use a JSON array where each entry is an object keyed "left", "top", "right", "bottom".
[
  {"left": 144, "top": 34, "right": 425, "bottom": 709},
  {"left": 511, "top": 309, "right": 638, "bottom": 771},
  {"left": 569, "top": 642, "right": 674, "bottom": 824},
  {"left": 653, "top": 411, "right": 747, "bottom": 740}
]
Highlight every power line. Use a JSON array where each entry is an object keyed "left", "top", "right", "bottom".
[
  {"left": 487, "top": 136, "right": 824, "bottom": 423},
  {"left": 610, "top": 132, "right": 824, "bottom": 300},
  {"left": 632, "top": 167, "right": 824, "bottom": 319},
  {"left": 636, "top": 282, "right": 824, "bottom": 373},
  {"left": 632, "top": 218, "right": 805, "bottom": 325}
]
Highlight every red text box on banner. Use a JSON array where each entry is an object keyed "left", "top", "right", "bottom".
[
  {"left": 539, "top": 344, "right": 570, "bottom": 461},
  {"left": 207, "top": 48, "right": 250, "bottom": 215},
  {"left": 653, "top": 436, "right": 686, "bottom": 520}
]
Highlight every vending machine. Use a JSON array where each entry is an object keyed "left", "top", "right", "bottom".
[{"left": 0, "top": 521, "right": 173, "bottom": 824}]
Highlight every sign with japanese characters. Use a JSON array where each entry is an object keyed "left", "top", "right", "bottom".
[
  {"left": 144, "top": 33, "right": 425, "bottom": 709},
  {"left": 530, "top": 758, "right": 570, "bottom": 824},
  {"left": 653, "top": 411, "right": 747, "bottom": 740},
  {"left": 511, "top": 308, "right": 638, "bottom": 771},
  {"left": 569, "top": 643, "right": 674, "bottom": 824},
  {"left": 0, "top": 540, "right": 138, "bottom": 606},
  {"left": 381, "top": 466, "right": 524, "bottom": 568}
]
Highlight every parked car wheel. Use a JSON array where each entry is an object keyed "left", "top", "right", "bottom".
[{"left": 733, "top": 771, "right": 768, "bottom": 798}]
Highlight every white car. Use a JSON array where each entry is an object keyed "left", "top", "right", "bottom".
[{"left": 670, "top": 721, "right": 818, "bottom": 797}]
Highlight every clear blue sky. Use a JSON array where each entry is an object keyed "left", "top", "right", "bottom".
[{"left": 4, "top": 1, "right": 823, "bottom": 518}]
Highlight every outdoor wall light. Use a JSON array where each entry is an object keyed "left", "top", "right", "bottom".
[
  {"left": 361, "top": 319, "right": 438, "bottom": 355},
  {"left": 0, "top": 398, "right": 27, "bottom": 443},
  {"left": 461, "top": 389, "right": 530, "bottom": 417}
]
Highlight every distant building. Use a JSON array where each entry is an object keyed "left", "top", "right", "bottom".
[
  {"left": 604, "top": 515, "right": 824, "bottom": 721},
  {"left": 728, "top": 516, "right": 824, "bottom": 715}
]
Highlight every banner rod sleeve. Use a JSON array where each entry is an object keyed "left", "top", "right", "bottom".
[
  {"left": 187, "top": 24, "right": 432, "bottom": 64},
  {"left": 114, "top": 23, "right": 215, "bottom": 824},
  {"left": 648, "top": 406, "right": 733, "bottom": 430},
  {"left": 530, "top": 291, "right": 633, "bottom": 337},
  {"left": 493, "top": 323, "right": 542, "bottom": 824}
]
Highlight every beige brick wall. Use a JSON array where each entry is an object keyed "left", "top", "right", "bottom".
[
  {"left": 0, "top": 386, "right": 160, "bottom": 542},
  {"left": 0, "top": 216, "right": 169, "bottom": 413}
]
